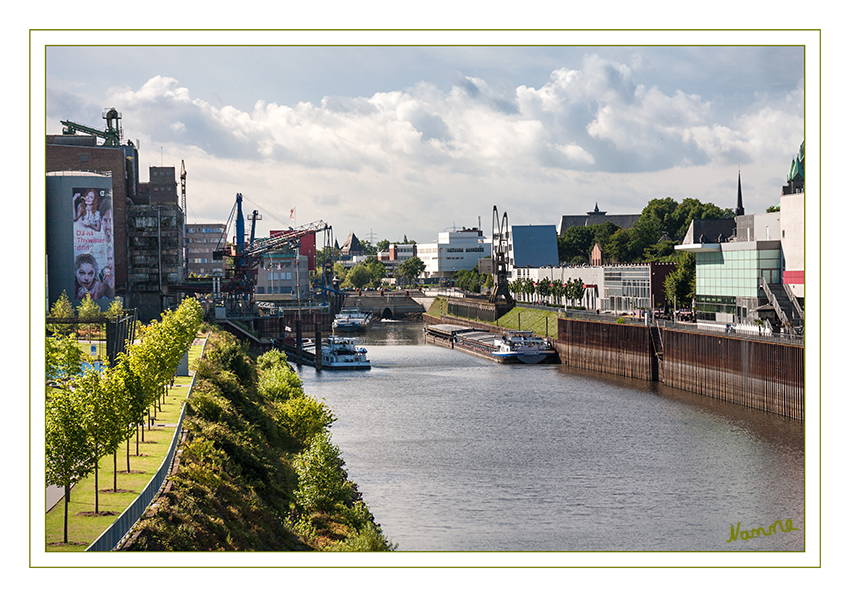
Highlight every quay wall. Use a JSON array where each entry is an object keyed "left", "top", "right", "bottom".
[
  {"left": 426, "top": 311, "right": 804, "bottom": 421},
  {"left": 555, "top": 318, "right": 657, "bottom": 381},
  {"left": 661, "top": 328, "right": 804, "bottom": 420}
]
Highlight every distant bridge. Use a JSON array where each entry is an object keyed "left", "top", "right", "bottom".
[{"left": 343, "top": 290, "right": 428, "bottom": 320}]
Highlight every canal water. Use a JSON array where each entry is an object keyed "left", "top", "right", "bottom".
[{"left": 297, "top": 321, "right": 805, "bottom": 552}]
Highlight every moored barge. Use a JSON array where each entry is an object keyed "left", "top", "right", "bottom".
[{"left": 425, "top": 323, "right": 557, "bottom": 364}]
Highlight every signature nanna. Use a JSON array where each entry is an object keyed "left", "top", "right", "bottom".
[{"left": 726, "top": 519, "right": 800, "bottom": 543}]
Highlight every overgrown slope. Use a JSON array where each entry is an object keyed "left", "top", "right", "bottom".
[{"left": 123, "top": 329, "right": 395, "bottom": 551}]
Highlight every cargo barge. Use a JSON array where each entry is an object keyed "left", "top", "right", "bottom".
[{"left": 425, "top": 323, "right": 557, "bottom": 364}]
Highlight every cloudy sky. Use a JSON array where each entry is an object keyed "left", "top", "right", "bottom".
[{"left": 44, "top": 32, "right": 806, "bottom": 245}]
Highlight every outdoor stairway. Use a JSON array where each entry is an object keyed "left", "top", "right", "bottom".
[
  {"left": 762, "top": 281, "right": 804, "bottom": 335},
  {"left": 649, "top": 324, "right": 664, "bottom": 360}
]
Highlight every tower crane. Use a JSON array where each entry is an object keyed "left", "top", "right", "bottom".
[
  {"left": 60, "top": 107, "right": 123, "bottom": 146},
  {"left": 180, "top": 160, "right": 188, "bottom": 275}
]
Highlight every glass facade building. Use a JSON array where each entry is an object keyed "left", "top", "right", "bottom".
[
  {"left": 691, "top": 243, "right": 782, "bottom": 322},
  {"left": 695, "top": 247, "right": 781, "bottom": 298}
]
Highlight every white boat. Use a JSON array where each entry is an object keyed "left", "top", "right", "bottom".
[
  {"left": 490, "top": 330, "right": 557, "bottom": 364},
  {"left": 313, "top": 336, "right": 371, "bottom": 370},
  {"left": 333, "top": 307, "right": 373, "bottom": 332}
]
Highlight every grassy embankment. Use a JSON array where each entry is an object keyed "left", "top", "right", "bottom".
[
  {"left": 121, "top": 328, "right": 395, "bottom": 552},
  {"left": 45, "top": 339, "right": 206, "bottom": 552},
  {"left": 427, "top": 297, "right": 560, "bottom": 338}
]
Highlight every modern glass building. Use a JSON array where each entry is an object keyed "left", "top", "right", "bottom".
[{"left": 692, "top": 241, "right": 782, "bottom": 323}]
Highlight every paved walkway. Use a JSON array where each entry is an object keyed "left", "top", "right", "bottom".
[{"left": 47, "top": 485, "right": 67, "bottom": 512}]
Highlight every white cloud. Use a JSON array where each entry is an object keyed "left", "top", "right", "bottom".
[{"left": 49, "top": 48, "right": 804, "bottom": 242}]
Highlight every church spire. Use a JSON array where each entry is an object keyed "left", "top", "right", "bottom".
[{"left": 735, "top": 169, "right": 745, "bottom": 216}]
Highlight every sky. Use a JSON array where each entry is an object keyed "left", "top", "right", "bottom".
[{"left": 44, "top": 34, "right": 806, "bottom": 246}]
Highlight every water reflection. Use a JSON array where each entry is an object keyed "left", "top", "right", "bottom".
[{"left": 300, "top": 321, "right": 804, "bottom": 552}]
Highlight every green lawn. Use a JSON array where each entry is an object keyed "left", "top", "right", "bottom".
[
  {"left": 428, "top": 297, "right": 561, "bottom": 338},
  {"left": 44, "top": 338, "right": 206, "bottom": 552},
  {"left": 496, "top": 307, "right": 560, "bottom": 338}
]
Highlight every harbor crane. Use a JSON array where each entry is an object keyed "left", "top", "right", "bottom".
[
  {"left": 213, "top": 193, "right": 334, "bottom": 314},
  {"left": 60, "top": 107, "right": 123, "bottom": 146},
  {"left": 489, "top": 205, "right": 514, "bottom": 306}
]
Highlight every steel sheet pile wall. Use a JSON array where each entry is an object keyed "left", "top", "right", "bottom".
[
  {"left": 556, "top": 318, "right": 655, "bottom": 381},
  {"left": 661, "top": 329, "right": 804, "bottom": 420}
]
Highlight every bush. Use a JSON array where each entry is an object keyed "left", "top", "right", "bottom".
[
  {"left": 257, "top": 365, "right": 304, "bottom": 403},
  {"left": 293, "top": 431, "right": 353, "bottom": 512},
  {"left": 274, "top": 394, "right": 336, "bottom": 449},
  {"left": 257, "top": 349, "right": 289, "bottom": 372},
  {"left": 203, "top": 333, "right": 255, "bottom": 386}
]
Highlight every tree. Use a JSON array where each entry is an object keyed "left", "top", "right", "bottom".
[
  {"left": 664, "top": 252, "right": 695, "bottom": 308},
  {"left": 538, "top": 277, "right": 552, "bottom": 303},
  {"left": 75, "top": 368, "right": 125, "bottom": 513},
  {"left": 77, "top": 294, "right": 101, "bottom": 342},
  {"left": 47, "top": 290, "right": 76, "bottom": 335},
  {"left": 604, "top": 228, "right": 633, "bottom": 264},
  {"left": 46, "top": 386, "right": 95, "bottom": 543},
  {"left": 567, "top": 278, "right": 585, "bottom": 307},
  {"left": 344, "top": 264, "right": 372, "bottom": 289},
  {"left": 397, "top": 256, "right": 426, "bottom": 287},
  {"left": 454, "top": 267, "right": 487, "bottom": 294},
  {"left": 46, "top": 333, "right": 86, "bottom": 390},
  {"left": 363, "top": 256, "right": 387, "bottom": 287},
  {"left": 293, "top": 431, "right": 353, "bottom": 512},
  {"left": 551, "top": 279, "right": 564, "bottom": 307},
  {"left": 522, "top": 278, "right": 535, "bottom": 302},
  {"left": 105, "top": 298, "right": 124, "bottom": 319},
  {"left": 558, "top": 225, "right": 595, "bottom": 264},
  {"left": 112, "top": 352, "right": 147, "bottom": 472}
]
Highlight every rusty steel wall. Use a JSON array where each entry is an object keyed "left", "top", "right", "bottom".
[
  {"left": 660, "top": 328, "right": 804, "bottom": 420},
  {"left": 555, "top": 318, "right": 656, "bottom": 381},
  {"left": 555, "top": 318, "right": 804, "bottom": 420}
]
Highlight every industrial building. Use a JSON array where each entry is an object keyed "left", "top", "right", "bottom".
[
  {"left": 46, "top": 109, "right": 189, "bottom": 320},
  {"left": 186, "top": 224, "right": 227, "bottom": 277}
]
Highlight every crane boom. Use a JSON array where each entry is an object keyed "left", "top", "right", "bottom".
[
  {"left": 216, "top": 193, "right": 333, "bottom": 311},
  {"left": 59, "top": 108, "right": 123, "bottom": 146}
]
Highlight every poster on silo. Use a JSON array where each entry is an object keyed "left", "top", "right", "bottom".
[{"left": 72, "top": 187, "right": 115, "bottom": 300}]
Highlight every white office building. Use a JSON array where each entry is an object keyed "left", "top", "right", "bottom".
[{"left": 418, "top": 229, "right": 492, "bottom": 279}]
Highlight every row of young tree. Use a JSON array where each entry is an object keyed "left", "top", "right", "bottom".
[
  {"left": 47, "top": 290, "right": 125, "bottom": 340},
  {"left": 509, "top": 277, "right": 586, "bottom": 307},
  {"left": 45, "top": 296, "right": 204, "bottom": 544}
]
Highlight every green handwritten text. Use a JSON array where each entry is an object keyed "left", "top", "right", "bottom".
[{"left": 726, "top": 519, "right": 800, "bottom": 543}]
